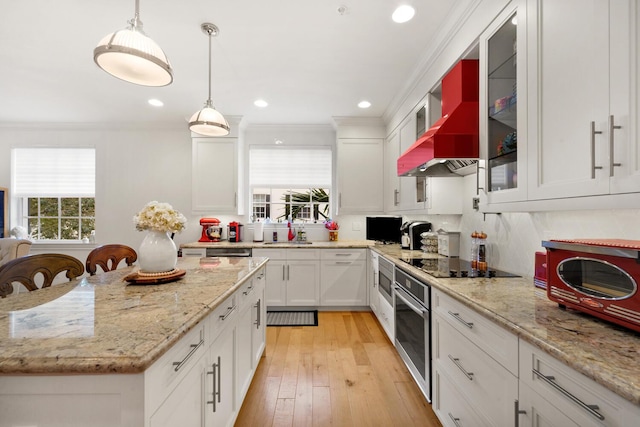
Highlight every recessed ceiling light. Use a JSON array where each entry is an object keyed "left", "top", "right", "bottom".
[
  {"left": 254, "top": 99, "right": 268, "bottom": 108},
  {"left": 148, "top": 99, "right": 164, "bottom": 107},
  {"left": 274, "top": 139, "right": 284, "bottom": 145},
  {"left": 392, "top": 5, "right": 415, "bottom": 23},
  {"left": 358, "top": 101, "right": 372, "bottom": 109}
]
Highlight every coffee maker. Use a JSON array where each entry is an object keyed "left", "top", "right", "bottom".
[
  {"left": 400, "top": 221, "right": 432, "bottom": 250},
  {"left": 199, "top": 218, "right": 222, "bottom": 242},
  {"left": 228, "top": 221, "right": 243, "bottom": 242}
]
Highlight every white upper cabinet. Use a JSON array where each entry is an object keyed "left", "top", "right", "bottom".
[
  {"left": 527, "top": 0, "right": 640, "bottom": 201},
  {"left": 334, "top": 118, "right": 385, "bottom": 215},
  {"left": 192, "top": 137, "right": 238, "bottom": 214},
  {"left": 337, "top": 138, "right": 384, "bottom": 214},
  {"left": 479, "top": 0, "right": 529, "bottom": 206}
]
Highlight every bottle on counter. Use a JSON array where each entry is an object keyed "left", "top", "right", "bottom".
[
  {"left": 477, "top": 231, "right": 488, "bottom": 271},
  {"left": 470, "top": 231, "right": 479, "bottom": 269}
]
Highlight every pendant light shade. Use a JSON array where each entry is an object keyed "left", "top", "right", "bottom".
[
  {"left": 94, "top": 0, "right": 173, "bottom": 87},
  {"left": 189, "top": 23, "right": 230, "bottom": 136}
]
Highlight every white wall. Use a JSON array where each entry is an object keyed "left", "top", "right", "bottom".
[{"left": 0, "top": 123, "right": 202, "bottom": 260}]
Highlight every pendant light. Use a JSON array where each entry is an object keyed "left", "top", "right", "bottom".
[
  {"left": 189, "top": 23, "right": 230, "bottom": 137},
  {"left": 94, "top": 0, "right": 173, "bottom": 87}
]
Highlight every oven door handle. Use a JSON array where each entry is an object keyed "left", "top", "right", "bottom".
[{"left": 393, "top": 284, "right": 427, "bottom": 315}]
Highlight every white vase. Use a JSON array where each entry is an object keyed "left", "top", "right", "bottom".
[{"left": 138, "top": 230, "right": 178, "bottom": 273}]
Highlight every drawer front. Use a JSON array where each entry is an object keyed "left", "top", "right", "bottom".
[
  {"left": 253, "top": 248, "right": 286, "bottom": 260},
  {"left": 433, "top": 289, "right": 518, "bottom": 375},
  {"left": 286, "top": 248, "right": 321, "bottom": 260},
  {"left": 433, "top": 313, "right": 518, "bottom": 427},
  {"left": 208, "top": 294, "right": 237, "bottom": 344},
  {"left": 181, "top": 247, "right": 206, "bottom": 257},
  {"left": 145, "top": 322, "right": 206, "bottom": 413},
  {"left": 433, "top": 368, "right": 492, "bottom": 427},
  {"left": 520, "top": 340, "right": 634, "bottom": 427},
  {"left": 238, "top": 277, "right": 257, "bottom": 310},
  {"left": 320, "top": 249, "right": 366, "bottom": 261}
]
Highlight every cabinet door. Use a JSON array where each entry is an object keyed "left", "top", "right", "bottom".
[
  {"left": 480, "top": 0, "right": 529, "bottom": 205},
  {"left": 263, "top": 260, "right": 287, "bottom": 306},
  {"left": 236, "top": 302, "right": 253, "bottom": 404},
  {"left": 206, "top": 326, "right": 236, "bottom": 427},
  {"left": 320, "top": 260, "right": 367, "bottom": 306},
  {"left": 192, "top": 137, "right": 238, "bottom": 213},
  {"left": 149, "top": 352, "right": 208, "bottom": 427},
  {"left": 518, "top": 382, "right": 581, "bottom": 427},
  {"left": 397, "top": 114, "right": 422, "bottom": 211},
  {"left": 384, "top": 132, "right": 401, "bottom": 212},
  {"left": 286, "top": 260, "right": 320, "bottom": 306},
  {"left": 528, "top": 0, "right": 611, "bottom": 200},
  {"left": 425, "top": 177, "right": 463, "bottom": 214},
  {"left": 337, "top": 138, "right": 384, "bottom": 214}
]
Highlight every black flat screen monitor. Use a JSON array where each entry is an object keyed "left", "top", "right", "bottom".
[{"left": 366, "top": 216, "right": 402, "bottom": 244}]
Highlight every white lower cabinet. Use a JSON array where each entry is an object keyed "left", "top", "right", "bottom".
[
  {"left": 253, "top": 249, "right": 320, "bottom": 307},
  {"left": 518, "top": 340, "right": 640, "bottom": 427},
  {"left": 433, "top": 288, "right": 640, "bottom": 427},
  {"left": 207, "top": 320, "right": 236, "bottom": 427},
  {"left": 320, "top": 249, "right": 367, "bottom": 306},
  {"left": 433, "top": 308, "right": 518, "bottom": 427}
]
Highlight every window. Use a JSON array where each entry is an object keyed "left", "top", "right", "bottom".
[
  {"left": 12, "top": 148, "right": 96, "bottom": 241},
  {"left": 249, "top": 147, "right": 332, "bottom": 222}
]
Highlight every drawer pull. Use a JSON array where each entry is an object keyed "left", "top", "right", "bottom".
[
  {"left": 219, "top": 305, "right": 237, "bottom": 321},
  {"left": 243, "top": 284, "right": 254, "bottom": 295},
  {"left": 447, "top": 311, "right": 474, "bottom": 329},
  {"left": 335, "top": 253, "right": 353, "bottom": 257},
  {"left": 532, "top": 368, "right": 604, "bottom": 421},
  {"left": 173, "top": 333, "right": 204, "bottom": 372},
  {"left": 591, "top": 121, "right": 604, "bottom": 178},
  {"left": 254, "top": 299, "right": 261, "bottom": 329},
  {"left": 448, "top": 412, "right": 462, "bottom": 427},
  {"left": 514, "top": 400, "right": 526, "bottom": 427},
  {"left": 335, "top": 261, "right": 351, "bottom": 265},
  {"left": 448, "top": 354, "right": 474, "bottom": 380}
]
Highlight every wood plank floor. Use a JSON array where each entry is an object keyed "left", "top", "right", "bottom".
[{"left": 235, "top": 311, "right": 442, "bottom": 427}]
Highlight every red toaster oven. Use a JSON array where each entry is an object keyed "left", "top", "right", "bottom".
[{"left": 543, "top": 239, "right": 640, "bottom": 333}]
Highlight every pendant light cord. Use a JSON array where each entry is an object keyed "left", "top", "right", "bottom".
[{"left": 208, "top": 29, "right": 212, "bottom": 103}]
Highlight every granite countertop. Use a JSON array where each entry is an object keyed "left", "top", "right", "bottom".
[
  {"left": 372, "top": 245, "right": 640, "bottom": 406},
  {"left": 181, "top": 239, "right": 374, "bottom": 249},
  {"left": 0, "top": 256, "right": 268, "bottom": 375}
]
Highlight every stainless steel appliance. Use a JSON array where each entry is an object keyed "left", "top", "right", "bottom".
[
  {"left": 377, "top": 255, "right": 394, "bottom": 305},
  {"left": 400, "top": 221, "right": 432, "bottom": 250},
  {"left": 393, "top": 266, "right": 431, "bottom": 402},
  {"left": 205, "top": 247, "right": 252, "bottom": 257},
  {"left": 400, "top": 255, "right": 519, "bottom": 278},
  {"left": 543, "top": 238, "right": 640, "bottom": 333}
]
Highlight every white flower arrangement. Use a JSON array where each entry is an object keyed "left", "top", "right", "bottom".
[{"left": 133, "top": 201, "right": 187, "bottom": 233}]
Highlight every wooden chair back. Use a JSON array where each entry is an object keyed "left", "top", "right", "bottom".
[
  {"left": 0, "top": 253, "right": 85, "bottom": 297},
  {"left": 86, "top": 244, "right": 137, "bottom": 275}
]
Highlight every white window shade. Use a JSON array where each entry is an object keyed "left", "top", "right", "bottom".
[
  {"left": 250, "top": 147, "right": 332, "bottom": 187},
  {"left": 12, "top": 148, "right": 96, "bottom": 197}
]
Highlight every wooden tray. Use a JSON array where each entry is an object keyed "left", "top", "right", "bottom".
[{"left": 124, "top": 269, "right": 186, "bottom": 285}]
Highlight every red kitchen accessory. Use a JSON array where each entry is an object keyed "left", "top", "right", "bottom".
[
  {"left": 228, "top": 221, "right": 242, "bottom": 242},
  {"left": 534, "top": 251, "right": 547, "bottom": 289},
  {"left": 199, "top": 218, "right": 221, "bottom": 242}
]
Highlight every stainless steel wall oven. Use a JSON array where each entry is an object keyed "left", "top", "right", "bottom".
[
  {"left": 393, "top": 266, "right": 431, "bottom": 402},
  {"left": 378, "top": 255, "right": 394, "bottom": 305}
]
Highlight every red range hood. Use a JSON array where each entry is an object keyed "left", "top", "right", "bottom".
[{"left": 397, "top": 59, "right": 479, "bottom": 177}]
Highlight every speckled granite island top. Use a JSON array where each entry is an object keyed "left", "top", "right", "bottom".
[
  {"left": 372, "top": 245, "right": 640, "bottom": 406},
  {"left": 0, "top": 256, "right": 268, "bottom": 375}
]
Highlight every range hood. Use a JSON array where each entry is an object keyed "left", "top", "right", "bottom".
[{"left": 397, "top": 59, "right": 479, "bottom": 177}]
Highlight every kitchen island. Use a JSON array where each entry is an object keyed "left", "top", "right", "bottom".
[{"left": 0, "top": 255, "right": 268, "bottom": 426}]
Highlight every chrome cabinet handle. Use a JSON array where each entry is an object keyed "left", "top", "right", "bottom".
[
  {"left": 335, "top": 261, "right": 351, "bottom": 265},
  {"left": 609, "top": 115, "right": 622, "bottom": 176},
  {"left": 448, "top": 354, "right": 474, "bottom": 380},
  {"left": 447, "top": 311, "right": 474, "bottom": 329},
  {"left": 287, "top": 265, "right": 290, "bottom": 280},
  {"left": 219, "top": 305, "right": 236, "bottom": 321},
  {"left": 206, "top": 358, "right": 218, "bottom": 412},
  {"left": 243, "top": 284, "right": 254, "bottom": 295},
  {"left": 514, "top": 400, "right": 526, "bottom": 427},
  {"left": 173, "top": 330, "right": 204, "bottom": 372},
  {"left": 591, "top": 121, "right": 604, "bottom": 178},
  {"left": 335, "top": 253, "right": 353, "bottom": 256},
  {"left": 283, "top": 265, "right": 286, "bottom": 281},
  {"left": 532, "top": 368, "right": 604, "bottom": 420},
  {"left": 339, "top": 193, "right": 342, "bottom": 208},
  {"left": 448, "top": 412, "right": 462, "bottom": 427},
  {"left": 254, "top": 299, "right": 261, "bottom": 329},
  {"left": 476, "top": 162, "right": 485, "bottom": 195},
  {"left": 394, "top": 189, "right": 399, "bottom": 206},
  {"left": 216, "top": 356, "right": 222, "bottom": 405}
]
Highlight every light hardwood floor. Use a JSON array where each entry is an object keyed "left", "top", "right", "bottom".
[{"left": 235, "top": 311, "right": 442, "bottom": 427}]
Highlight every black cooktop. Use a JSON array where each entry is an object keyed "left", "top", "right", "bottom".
[{"left": 400, "top": 256, "right": 520, "bottom": 279}]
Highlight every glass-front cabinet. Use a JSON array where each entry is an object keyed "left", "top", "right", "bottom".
[{"left": 479, "top": 0, "right": 528, "bottom": 206}]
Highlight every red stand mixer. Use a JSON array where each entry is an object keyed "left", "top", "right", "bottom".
[{"left": 199, "top": 218, "right": 223, "bottom": 242}]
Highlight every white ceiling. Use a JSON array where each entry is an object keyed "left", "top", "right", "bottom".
[{"left": 0, "top": 0, "right": 462, "bottom": 127}]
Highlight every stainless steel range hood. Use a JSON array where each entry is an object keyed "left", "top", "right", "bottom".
[{"left": 397, "top": 59, "right": 479, "bottom": 177}]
